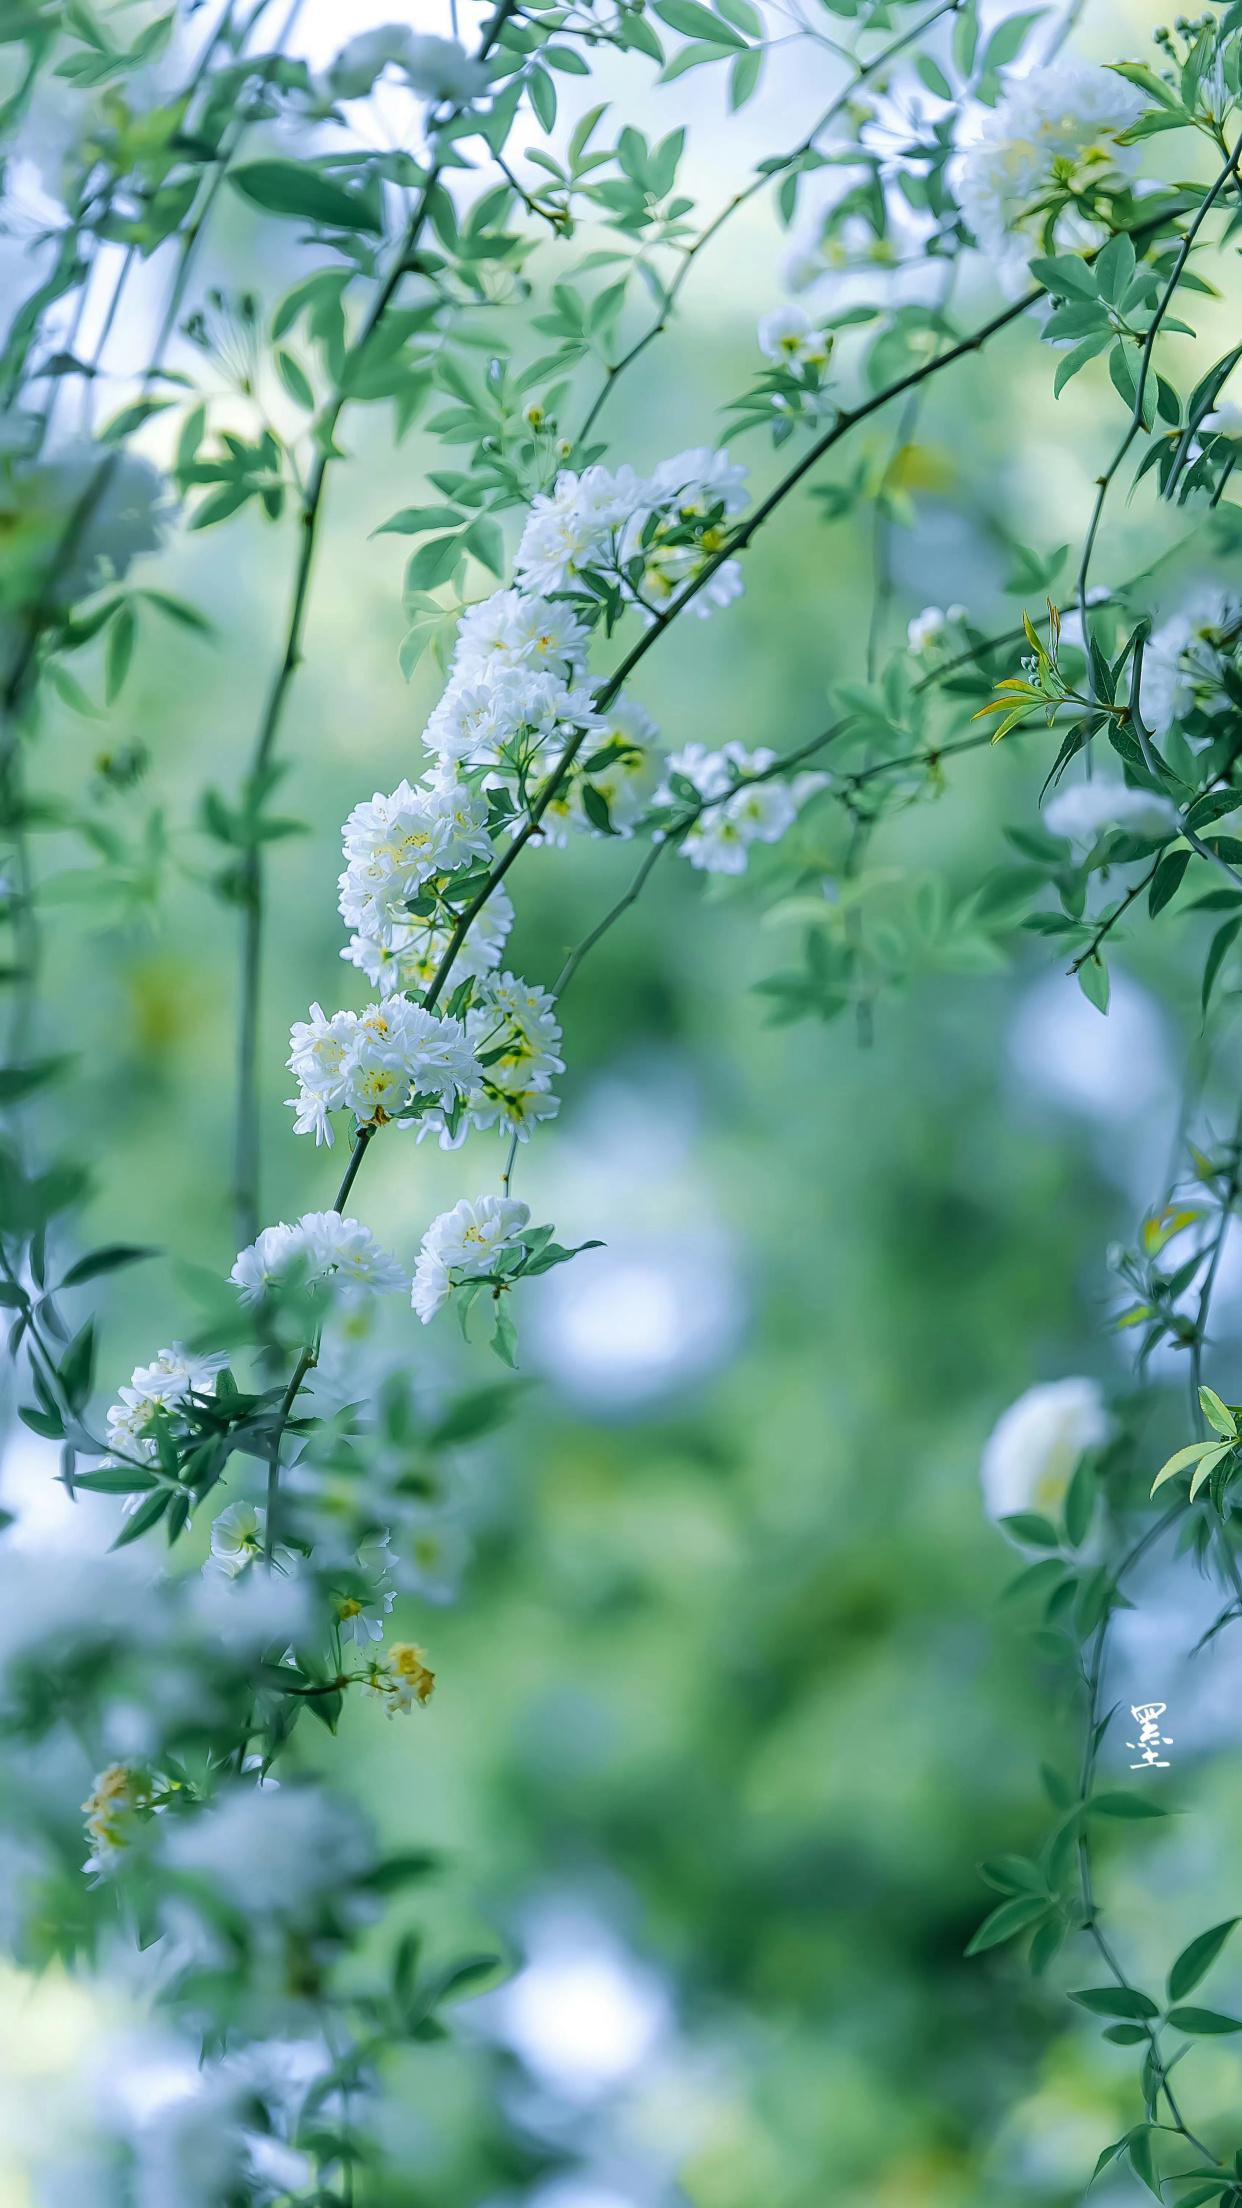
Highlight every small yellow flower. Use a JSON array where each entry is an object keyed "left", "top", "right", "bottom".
[{"left": 368, "top": 1641, "right": 436, "bottom": 1716}]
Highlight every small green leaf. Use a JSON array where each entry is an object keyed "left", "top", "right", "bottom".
[
  {"left": 1166, "top": 2005, "right": 1242, "bottom": 2034},
  {"left": 230, "top": 160, "right": 383, "bottom": 233},
  {"left": 1089, "top": 1791, "right": 1169, "bottom": 1819},
  {"left": 964, "top": 1893, "right": 1049, "bottom": 1953},
  {"left": 1199, "top": 1384, "right": 1236, "bottom": 1439},
  {"left": 1168, "top": 1919, "right": 1240, "bottom": 2002},
  {"left": 1072, "top": 1984, "right": 1159, "bottom": 2019}
]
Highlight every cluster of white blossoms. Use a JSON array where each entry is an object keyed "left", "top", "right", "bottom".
[
  {"left": 907, "top": 604, "right": 967, "bottom": 654},
  {"left": 955, "top": 60, "right": 1144, "bottom": 266},
  {"left": 1143, "top": 585, "right": 1242, "bottom": 736},
  {"left": 287, "top": 994, "right": 479, "bottom": 1145},
  {"left": 1043, "top": 779, "right": 1179, "bottom": 848},
  {"left": 412, "top": 1194, "right": 533, "bottom": 1321},
  {"left": 104, "top": 1341, "right": 226, "bottom": 1466},
  {"left": 337, "top": 771, "right": 492, "bottom": 940},
  {"left": 230, "top": 1208, "right": 407, "bottom": 1302},
  {"left": 980, "top": 1376, "right": 1111, "bottom": 1530},
  {"left": 324, "top": 24, "right": 488, "bottom": 105},
  {"left": 419, "top": 970, "right": 565, "bottom": 1148},
  {"left": 655, "top": 741, "right": 826, "bottom": 876},
  {"left": 515, "top": 448, "right": 748, "bottom": 621}
]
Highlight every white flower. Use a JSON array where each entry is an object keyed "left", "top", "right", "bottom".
[
  {"left": 162, "top": 1781, "right": 373, "bottom": 1920},
  {"left": 230, "top": 1211, "right": 407, "bottom": 1300},
  {"left": 1201, "top": 399, "right": 1242, "bottom": 438},
  {"left": 332, "top": 1533, "right": 397, "bottom": 1645},
  {"left": 757, "top": 305, "right": 831, "bottom": 368},
  {"left": 1143, "top": 586, "right": 1242, "bottom": 736},
  {"left": 515, "top": 465, "right": 649, "bottom": 594},
  {"left": 981, "top": 1377, "right": 1111, "bottom": 1527},
  {"left": 423, "top": 666, "right": 603, "bottom": 780},
  {"left": 341, "top": 886, "right": 514, "bottom": 995},
  {"left": 412, "top": 1194, "right": 532, "bottom": 1321},
  {"left": 656, "top": 742, "right": 823, "bottom": 874},
  {"left": 229, "top": 1220, "right": 305, "bottom": 1302},
  {"left": 453, "top": 588, "right": 591, "bottom": 682},
  {"left": 1044, "top": 779, "right": 1179, "bottom": 847},
  {"left": 286, "top": 996, "right": 479, "bottom": 1144},
  {"left": 648, "top": 446, "right": 748, "bottom": 520},
  {"left": 327, "top": 26, "right": 487, "bottom": 105},
  {"left": 337, "top": 774, "right": 490, "bottom": 938},
  {"left": 570, "top": 696, "right": 661, "bottom": 835},
  {"left": 955, "top": 61, "right": 1144, "bottom": 264},
  {"left": 907, "top": 604, "right": 966, "bottom": 652},
  {"left": 206, "top": 1501, "right": 268, "bottom": 1579},
  {"left": 105, "top": 1343, "right": 226, "bottom": 1466}
]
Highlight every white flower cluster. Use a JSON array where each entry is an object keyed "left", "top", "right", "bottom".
[
  {"left": 907, "top": 604, "right": 967, "bottom": 654},
  {"left": 231, "top": 1209, "right": 407, "bottom": 1302},
  {"left": 1043, "top": 780, "right": 1179, "bottom": 848},
  {"left": 105, "top": 1342, "right": 226, "bottom": 1467},
  {"left": 514, "top": 449, "right": 748, "bottom": 620},
  {"left": 412, "top": 1194, "right": 533, "bottom": 1321},
  {"left": 326, "top": 25, "right": 488, "bottom": 105},
  {"left": 1143, "top": 586, "right": 1242, "bottom": 736},
  {"left": 655, "top": 742, "right": 826, "bottom": 875},
  {"left": 421, "top": 970, "right": 565, "bottom": 1148},
  {"left": 287, "top": 994, "right": 478, "bottom": 1145},
  {"left": 955, "top": 60, "right": 1144, "bottom": 265}
]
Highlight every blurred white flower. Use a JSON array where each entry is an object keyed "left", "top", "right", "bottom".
[
  {"left": 1043, "top": 780, "right": 1178, "bottom": 847},
  {"left": 326, "top": 25, "right": 488, "bottom": 104},
  {"left": 955, "top": 60, "right": 1143, "bottom": 265},
  {"left": 981, "top": 1377, "right": 1111, "bottom": 1527},
  {"left": 757, "top": 304, "right": 830, "bottom": 368}
]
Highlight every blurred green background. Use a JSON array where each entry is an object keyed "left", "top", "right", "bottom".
[{"left": 8, "top": 14, "right": 1242, "bottom": 2196}]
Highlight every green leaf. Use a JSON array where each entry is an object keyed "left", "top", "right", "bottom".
[
  {"left": 491, "top": 1299, "right": 518, "bottom": 1368},
  {"left": 229, "top": 160, "right": 383, "bottom": 234},
  {"left": 111, "top": 1489, "right": 171, "bottom": 1547},
  {"left": 964, "top": 1893, "right": 1049, "bottom": 1953},
  {"left": 1088, "top": 1791, "right": 1169, "bottom": 1819},
  {"left": 979, "top": 8, "right": 1044, "bottom": 71},
  {"left": 1203, "top": 914, "right": 1242, "bottom": 1012},
  {"left": 999, "top": 1511, "right": 1060, "bottom": 1547},
  {"left": 60, "top": 1244, "right": 155, "bottom": 1288},
  {"left": 104, "top": 605, "right": 135, "bottom": 703},
  {"left": 1077, "top": 956, "right": 1109, "bottom": 1015},
  {"left": 1168, "top": 1919, "right": 1240, "bottom": 2002},
  {"left": 1166, "top": 2006, "right": 1242, "bottom": 2034},
  {"left": 0, "top": 1057, "right": 66, "bottom": 1102},
  {"left": 1071, "top": 1984, "right": 1159, "bottom": 2019},
  {"left": 403, "top": 534, "right": 463, "bottom": 591},
  {"left": 654, "top": 0, "right": 748, "bottom": 44},
  {"left": 372, "top": 504, "right": 463, "bottom": 538},
  {"left": 1199, "top": 1384, "right": 1236, "bottom": 1439},
  {"left": 1151, "top": 1437, "right": 1220, "bottom": 1495},
  {"left": 527, "top": 64, "right": 557, "bottom": 131},
  {"left": 275, "top": 348, "right": 315, "bottom": 410}
]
